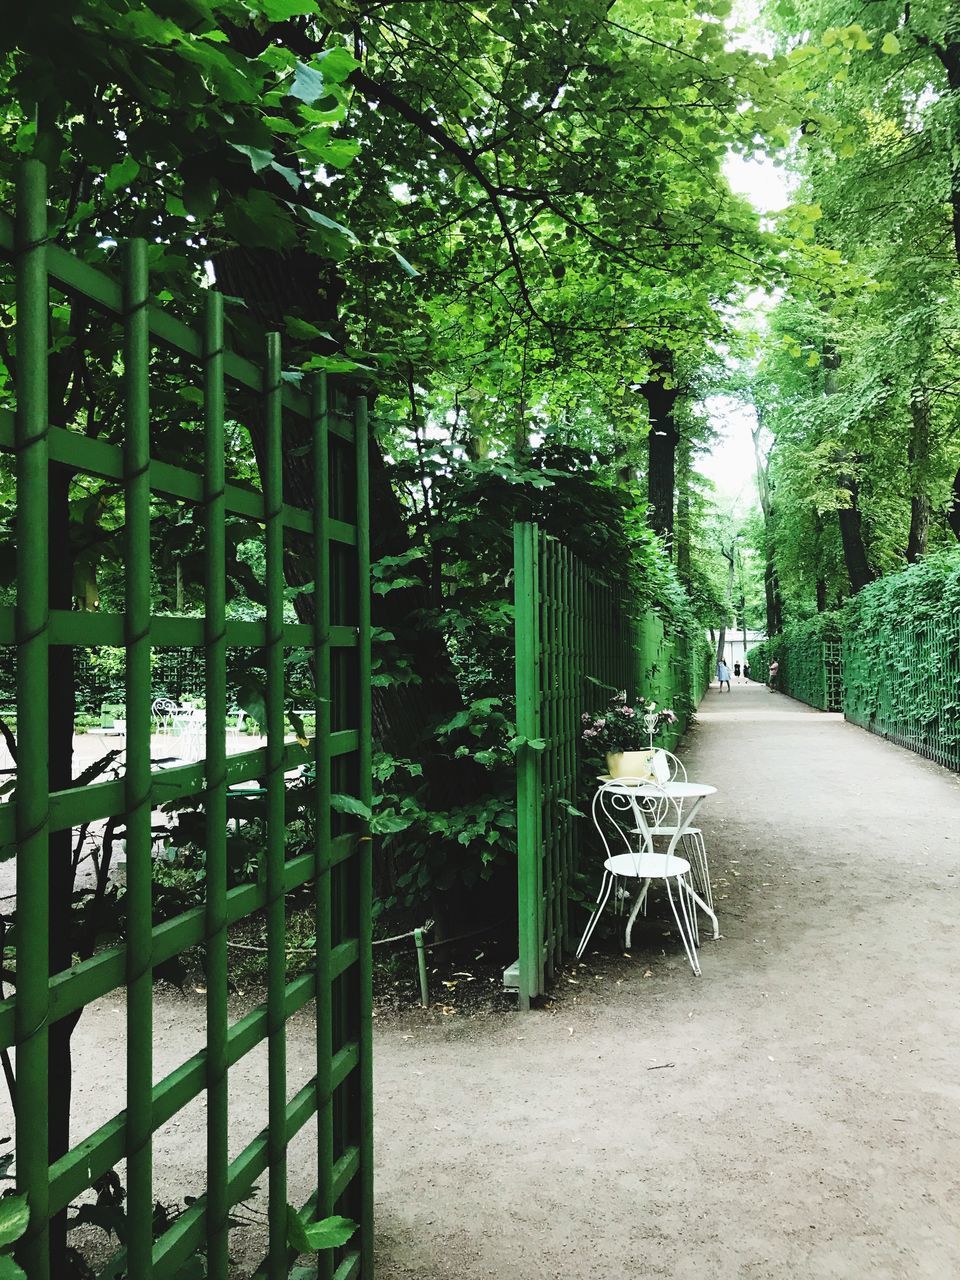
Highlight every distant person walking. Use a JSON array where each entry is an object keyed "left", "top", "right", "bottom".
[
  {"left": 733, "top": 661, "right": 741, "bottom": 681},
  {"left": 768, "top": 658, "right": 779, "bottom": 691},
  {"left": 716, "top": 659, "right": 731, "bottom": 693},
  {"left": 744, "top": 661, "right": 751, "bottom": 681}
]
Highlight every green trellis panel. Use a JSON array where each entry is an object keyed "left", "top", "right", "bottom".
[
  {"left": 513, "top": 522, "right": 706, "bottom": 1008},
  {"left": 842, "top": 616, "right": 960, "bottom": 770},
  {"left": 747, "top": 632, "right": 841, "bottom": 712},
  {"left": 751, "top": 608, "right": 959, "bottom": 770},
  {"left": 0, "top": 161, "right": 373, "bottom": 1279}
]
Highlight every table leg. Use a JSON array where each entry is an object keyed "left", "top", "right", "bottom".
[
  {"left": 667, "top": 797, "right": 720, "bottom": 939},
  {"left": 685, "top": 883, "right": 720, "bottom": 939}
]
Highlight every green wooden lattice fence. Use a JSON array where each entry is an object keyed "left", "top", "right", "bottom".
[
  {"left": 843, "top": 620, "right": 960, "bottom": 770},
  {"left": 512, "top": 522, "right": 709, "bottom": 1009},
  {"left": 0, "top": 162, "right": 373, "bottom": 1279}
]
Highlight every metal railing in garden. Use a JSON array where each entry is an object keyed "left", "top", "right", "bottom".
[
  {"left": 512, "top": 522, "right": 708, "bottom": 1009},
  {"left": 749, "top": 597, "right": 960, "bottom": 769},
  {"left": 824, "top": 640, "right": 844, "bottom": 713},
  {"left": 843, "top": 619, "right": 960, "bottom": 770},
  {"left": 746, "top": 632, "right": 842, "bottom": 712},
  {"left": 0, "top": 162, "right": 373, "bottom": 1279}
]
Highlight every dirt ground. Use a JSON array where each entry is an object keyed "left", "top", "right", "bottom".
[
  {"left": 5, "top": 681, "right": 960, "bottom": 1277},
  {"left": 373, "top": 682, "right": 960, "bottom": 1279}
]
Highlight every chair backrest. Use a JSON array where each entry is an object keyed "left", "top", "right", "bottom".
[
  {"left": 151, "top": 698, "right": 178, "bottom": 732},
  {"left": 653, "top": 749, "right": 686, "bottom": 782},
  {"left": 592, "top": 780, "right": 672, "bottom": 875}
]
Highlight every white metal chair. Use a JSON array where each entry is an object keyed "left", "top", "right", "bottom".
[
  {"left": 151, "top": 697, "right": 178, "bottom": 734},
  {"left": 643, "top": 750, "right": 716, "bottom": 928},
  {"left": 166, "top": 706, "right": 205, "bottom": 762},
  {"left": 576, "top": 779, "right": 702, "bottom": 975}
]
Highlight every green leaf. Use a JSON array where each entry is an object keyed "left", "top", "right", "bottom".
[
  {"left": 388, "top": 247, "right": 421, "bottom": 278},
  {"left": 301, "top": 207, "right": 358, "bottom": 244},
  {"left": 271, "top": 161, "right": 302, "bottom": 191},
  {"left": 260, "top": 0, "right": 319, "bottom": 17},
  {"left": 289, "top": 61, "right": 327, "bottom": 104},
  {"left": 301, "top": 354, "right": 371, "bottom": 374},
  {"left": 330, "top": 793, "right": 372, "bottom": 821},
  {"left": 880, "top": 33, "right": 900, "bottom": 54},
  {"left": 287, "top": 707, "right": 308, "bottom": 744},
  {"left": 370, "top": 811, "right": 414, "bottom": 834},
  {"left": 223, "top": 190, "right": 296, "bottom": 250},
  {"left": 287, "top": 1205, "right": 357, "bottom": 1253},
  {"left": 319, "top": 138, "right": 360, "bottom": 169},
  {"left": 230, "top": 143, "right": 274, "bottom": 173},
  {"left": 104, "top": 156, "right": 141, "bottom": 195},
  {"left": 317, "top": 47, "right": 360, "bottom": 84},
  {"left": 236, "top": 678, "right": 267, "bottom": 731},
  {"left": 0, "top": 1257, "right": 28, "bottom": 1280},
  {"left": 285, "top": 316, "right": 337, "bottom": 342},
  {"left": 0, "top": 1194, "right": 30, "bottom": 1249}
]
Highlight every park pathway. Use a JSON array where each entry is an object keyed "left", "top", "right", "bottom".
[{"left": 374, "top": 680, "right": 960, "bottom": 1280}]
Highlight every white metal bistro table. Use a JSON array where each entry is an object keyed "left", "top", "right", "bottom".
[{"left": 595, "top": 776, "right": 720, "bottom": 942}]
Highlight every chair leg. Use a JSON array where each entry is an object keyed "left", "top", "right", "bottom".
[
  {"left": 576, "top": 871, "right": 615, "bottom": 959},
  {"left": 624, "top": 879, "right": 650, "bottom": 949},
  {"left": 665, "top": 876, "right": 701, "bottom": 976}
]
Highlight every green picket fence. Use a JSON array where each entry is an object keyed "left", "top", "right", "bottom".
[
  {"left": 512, "top": 522, "right": 709, "bottom": 1009},
  {"left": 0, "top": 162, "right": 373, "bottom": 1279}
]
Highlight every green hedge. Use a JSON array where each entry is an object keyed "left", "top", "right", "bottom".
[
  {"left": 747, "top": 611, "right": 843, "bottom": 711},
  {"left": 748, "top": 551, "right": 960, "bottom": 768},
  {"left": 842, "top": 552, "right": 960, "bottom": 768},
  {"left": 634, "top": 613, "right": 713, "bottom": 750}
]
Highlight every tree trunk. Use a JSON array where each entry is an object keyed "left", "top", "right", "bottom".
[
  {"left": 763, "top": 558, "right": 782, "bottom": 635},
  {"left": 930, "top": 38, "right": 960, "bottom": 268},
  {"left": 674, "top": 437, "right": 692, "bottom": 584},
  {"left": 823, "top": 342, "right": 874, "bottom": 595},
  {"left": 751, "top": 417, "right": 783, "bottom": 635},
  {"left": 813, "top": 511, "right": 827, "bottom": 612},
  {"left": 948, "top": 466, "right": 960, "bottom": 541},
  {"left": 906, "top": 391, "right": 931, "bottom": 563},
  {"left": 716, "top": 548, "right": 735, "bottom": 664},
  {"left": 642, "top": 349, "right": 680, "bottom": 543},
  {"left": 837, "top": 477, "right": 875, "bottom": 594}
]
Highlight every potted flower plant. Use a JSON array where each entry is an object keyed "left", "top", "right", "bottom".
[{"left": 581, "top": 691, "right": 677, "bottom": 779}]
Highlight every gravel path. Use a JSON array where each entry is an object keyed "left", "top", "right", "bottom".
[
  {"left": 373, "top": 681, "right": 960, "bottom": 1279},
  {"left": 4, "top": 682, "right": 960, "bottom": 1278}
]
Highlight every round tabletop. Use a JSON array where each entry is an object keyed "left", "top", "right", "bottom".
[{"left": 596, "top": 777, "right": 717, "bottom": 799}]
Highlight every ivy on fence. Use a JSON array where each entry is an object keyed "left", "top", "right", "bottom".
[{"left": 748, "top": 551, "right": 960, "bottom": 769}]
